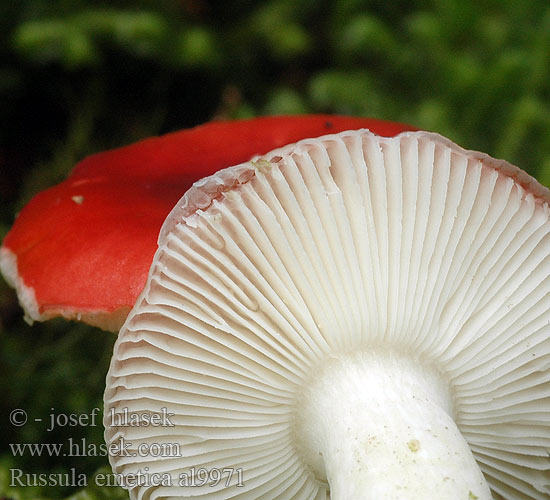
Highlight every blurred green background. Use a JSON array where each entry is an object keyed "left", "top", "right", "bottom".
[{"left": 1, "top": 1, "right": 549, "bottom": 499}]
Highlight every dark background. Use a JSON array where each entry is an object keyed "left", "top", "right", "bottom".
[{"left": 1, "top": 1, "right": 549, "bottom": 498}]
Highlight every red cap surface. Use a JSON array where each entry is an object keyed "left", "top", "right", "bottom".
[{"left": 0, "top": 115, "right": 416, "bottom": 331}]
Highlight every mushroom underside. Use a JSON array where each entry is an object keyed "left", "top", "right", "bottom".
[{"left": 105, "top": 130, "right": 550, "bottom": 500}]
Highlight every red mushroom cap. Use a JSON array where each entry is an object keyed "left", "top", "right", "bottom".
[{"left": 0, "top": 115, "right": 416, "bottom": 331}]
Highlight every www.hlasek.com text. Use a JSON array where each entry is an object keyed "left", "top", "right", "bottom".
[{"left": 10, "top": 437, "right": 180, "bottom": 458}]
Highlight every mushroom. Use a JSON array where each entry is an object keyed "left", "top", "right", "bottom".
[
  {"left": 2, "top": 117, "right": 548, "bottom": 499},
  {"left": 1, "top": 115, "right": 410, "bottom": 331},
  {"left": 103, "top": 129, "right": 549, "bottom": 499}
]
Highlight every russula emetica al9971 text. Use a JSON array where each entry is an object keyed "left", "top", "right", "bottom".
[{"left": 2, "top": 117, "right": 549, "bottom": 499}]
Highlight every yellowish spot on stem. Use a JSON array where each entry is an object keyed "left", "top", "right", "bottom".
[{"left": 407, "top": 439, "right": 420, "bottom": 452}]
